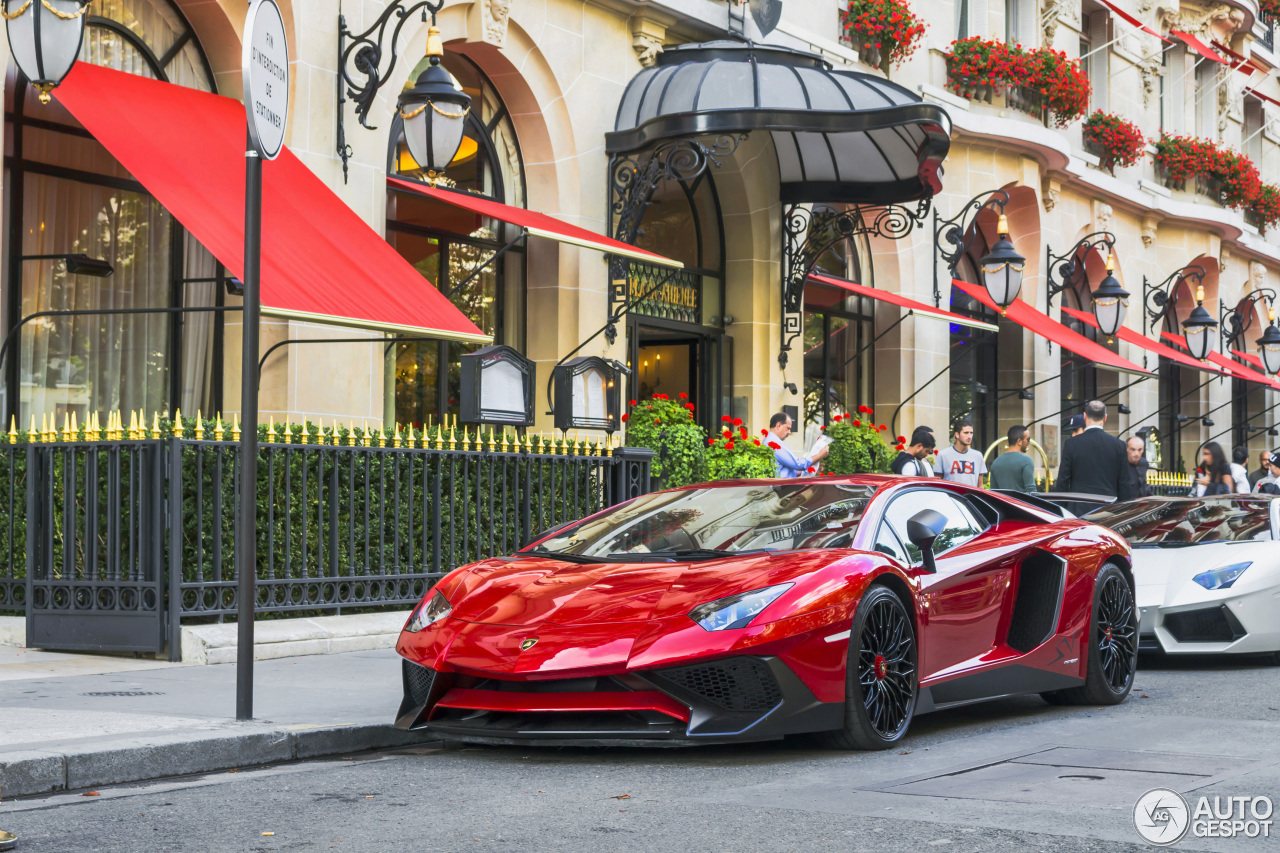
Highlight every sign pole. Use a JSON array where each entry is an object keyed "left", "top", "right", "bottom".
[
  {"left": 237, "top": 0, "right": 288, "bottom": 721},
  {"left": 236, "top": 147, "right": 262, "bottom": 721}
]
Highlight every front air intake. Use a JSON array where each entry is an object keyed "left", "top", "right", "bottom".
[{"left": 653, "top": 657, "right": 783, "bottom": 712}]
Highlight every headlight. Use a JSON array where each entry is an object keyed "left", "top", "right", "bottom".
[
  {"left": 405, "top": 591, "right": 452, "bottom": 632},
  {"left": 688, "top": 583, "right": 792, "bottom": 632},
  {"left": 1192, "top": 562, "right": 1251, "bottom": 590}
]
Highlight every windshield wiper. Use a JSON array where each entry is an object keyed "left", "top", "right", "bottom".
[
  {"left": 517, "top": 549, "right": 606, "bottom": 564},
  {"left": 640, "top": 548, "right": 771, "bottom": 561}
]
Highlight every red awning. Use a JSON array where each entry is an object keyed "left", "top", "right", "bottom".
[
  {"left": 1061, "top": 306, "right": 1229, "bottom": 377},
  {"left": 1098, "top": 0, "right": 1170, "bottom": 42},
  {"left": 1171, "top": 30, "right": 1228, "bottom": 64},
  {"left": 953, "top": 281, "right": 1152, "bottom": 377},
  {"left": 387, "top": 178, "right": 682, "bottom": 268},
  {"left": 1160, "top": 332, "right": 1280, "bottom": 388},
  {"left": 1232, "top": 349, "right": 1266, "bottom": 372},
  {"left": 809, "top": 273, "right": 997, "bottom": 331},
  {"left": 1243, "top": 86, "right": 1280, "bottom": 109},
  {"left": 1212, "top": 40, "right": 1260, "bottom": 77},
  {"left": 54, "top": 62, "right": 487, "bottom": 342}
]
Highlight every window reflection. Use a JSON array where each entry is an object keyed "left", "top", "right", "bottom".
[{"left": 529, "top": 484, "right": 878, "bottom": 557}]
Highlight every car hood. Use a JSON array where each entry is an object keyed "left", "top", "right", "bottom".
[
  {"left": 1132, "top": 541, "right": 1274, "bottom": 607},
  {"left": 445, "top": 550, "right": 840, "bottom": 627}
]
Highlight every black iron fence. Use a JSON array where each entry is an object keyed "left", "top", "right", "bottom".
[{"left": 1, "top": 420, "right": 652, "bottom": 658}]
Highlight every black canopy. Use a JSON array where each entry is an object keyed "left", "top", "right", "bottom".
[{"left": 607, "top": 41, "right": 951, "bottom": 205}]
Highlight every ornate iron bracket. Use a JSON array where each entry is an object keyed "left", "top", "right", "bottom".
[
  {"left": 1045, "top": 232, "right": 1116, "bottom": 313},
  {"left": 1220, "top": 287, "right": 1276, "bottom": 352},
  {"left": 337, "top": 1, "right": 444, "bottom": 184},
  {"left": 606, "top": 135, "right": 744, "bottom": 344},
  {"left": 1142, "top": 265, "right": 1206, "bottom": 338},
  {"left": 932, "top": 190, "right": 1010, "bottom": 307},
  {"left": 778, "top": 198, "right": 930, "bottom": 370}
]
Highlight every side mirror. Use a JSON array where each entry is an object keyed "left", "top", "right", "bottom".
[{"left": 906, "top": 508, "right": 948, "bottom": 574}]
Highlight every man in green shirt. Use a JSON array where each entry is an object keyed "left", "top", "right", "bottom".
[{"left": 989, "top": 424, "right": 1036, "bottom": 492}]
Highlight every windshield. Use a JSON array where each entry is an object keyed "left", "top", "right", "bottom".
[
  {"left": 523, "top": 483, "right": 877, "bottom": 559},
  {"left": 1088, "top": 497, "right": 1275, "bottom": 545}
]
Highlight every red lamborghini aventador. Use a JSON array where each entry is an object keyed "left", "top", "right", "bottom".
[{"left": 394, "top": 476, "right": 1137, "bottom": 749}]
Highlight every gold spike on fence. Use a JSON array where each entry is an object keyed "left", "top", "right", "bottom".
[{"left": 231, "top": 414, "right": 241, "bottom": 442}]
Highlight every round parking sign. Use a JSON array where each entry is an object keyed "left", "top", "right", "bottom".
[{"left": 242, "top": 0, "right": 289, "bottom": 159}]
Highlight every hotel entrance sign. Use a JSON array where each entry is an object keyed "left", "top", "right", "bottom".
[{"left": 243, "top": 0, "right": 289, "bottom": 159}]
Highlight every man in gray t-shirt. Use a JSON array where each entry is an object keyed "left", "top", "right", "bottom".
[{"left": 934, "top": 420, "right": 987, "bottom": 488}]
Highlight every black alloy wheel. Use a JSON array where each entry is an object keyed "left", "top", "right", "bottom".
[
  {"left": 821, "top": 585, "right": 917, "bottom": 750},
  {"left": 1041, "top": 562, "right": 1137, "bottom": 706},
  {"left": 1095, "top": 571, "right": 1137, "bottom": 691}
]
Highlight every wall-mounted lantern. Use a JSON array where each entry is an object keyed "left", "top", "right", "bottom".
[{"left": 459, "top": 344, "right": 535, "bottom": 427}]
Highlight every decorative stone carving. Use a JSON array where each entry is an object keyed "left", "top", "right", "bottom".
[
  {"left": 1138, "top": 0, "right": 1154, "bottom": 13},
  {"left": 631, "top": 15, "right": 667, "bottom": 68},
  {"left": 1142, "top": 217, "right": 1158, "bottom": 247},
  {"left": 1043, "top": 0, "right": 1062, "bottom": 44},
  {"left": 1251, "top": 261, "right": 1267, "bottom": 291},
  {"left": 1094, "top": 201, "right": 1114, "bottom": 233},
  {"left": 1042, "top": 179, "right": 1061, "bottom": 212},
  {"left": 1221, "top": 248, "right": 1231, "bottom": 274},
  {"left": 481, "top": 0, "right": 506, "bottom": 45},
  {"left": 1158, "top": 3, "right": 1244, "bottom": 38},
  {"left": 1139, "top": 58, "right": 1161, "bottom": 108},
  {"left": 467, "top": 0, "right": 512, "bottom": 47}
]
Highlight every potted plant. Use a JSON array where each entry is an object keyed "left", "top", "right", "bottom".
[
  {"left": 707, "top": 419, "right": 780, "bottom": 480},
  {"left": 820, "top": 407, "right": 896, "bottom": 475},
  {"left": 622, "top": 393, "right": 707, "bottom": 488},
  {"left": 1082, "top": 111, "right": 1145, "bottom": 174},
  {"left": 1248, "top": 183, "right": 1280, "bottom": 234},
  {"left": 841, "top": 0, "right": 927, "bottom": 75}
]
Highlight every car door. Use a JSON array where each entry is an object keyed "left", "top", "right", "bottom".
[{"left": 879, "top": 489, "right": 1013, "bottom": 679}]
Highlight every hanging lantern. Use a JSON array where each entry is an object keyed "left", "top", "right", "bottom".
[
  {"left": 1181, "top": 285, "right": 1219, "bottom": 361},
  {"left": 398, "top": 25, "right": 471, "bottom": 184},
  {"left": 4, "top": 0, "right": 91, "bottom": 104},
  {"left": 978, "top": 214, "right": 1025, "bottom": 310},
  {"left": 1257, "top": 307, "right": 1280, "bottom": 375},
  {"left": 1091, "top": 254, "right": 1130, "bottom": 338}
]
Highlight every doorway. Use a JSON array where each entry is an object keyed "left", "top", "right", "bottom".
[{"left": 629, "top": 324, "right": 731, "bottom": 432}]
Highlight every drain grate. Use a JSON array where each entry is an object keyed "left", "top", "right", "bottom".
[
  {"left": 875, "top": 747, "right": 1259, "bottom": 808},
  {"left": 81, "top": 691, "right": 164, "bottom": 697}
]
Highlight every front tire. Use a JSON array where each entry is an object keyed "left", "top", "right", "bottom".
[
  {"left": 1042, "top": 563, "right": 1137, "bottom": 706},
  {"left": 821, "top": 585, "right": 917, "bottom": 750}
]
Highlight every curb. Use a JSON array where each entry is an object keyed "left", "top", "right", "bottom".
[{"left": 0, "top": 723, "right": 433, "bottom": 799}]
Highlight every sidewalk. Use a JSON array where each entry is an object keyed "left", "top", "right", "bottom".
[{"left": 0, "top": 646, "right": 430, "bottom": 798}]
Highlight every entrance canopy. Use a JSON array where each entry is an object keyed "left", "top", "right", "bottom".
[
  {"left": 1061, "top": 307, "right": 1230, "bottom": 378},
  {"left": 387, "top": 178, "right": 682, "bottom": 268},
  {"left": 607, "top": 41, "right": 951, "bottom": 205},
  {"left": 810, "top": 274, "right": 996, "bottom": 331},
  {"left": 55, "top": 62, "right": 487, "bottom": 341},
  {"left": 953, "top": 281, "right": 1152, "bottom": 377}
]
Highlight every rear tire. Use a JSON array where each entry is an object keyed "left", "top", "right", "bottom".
[
  {"left": 1042, "top": 563, "right": 1137, "bottom": 706},
  {"left": 820, "top": 586, "right": 917, "bottom": 750}
]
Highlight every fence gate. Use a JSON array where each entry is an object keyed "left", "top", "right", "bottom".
[{"left": 25, "top": 440, "right": 167, "bottom": 654}]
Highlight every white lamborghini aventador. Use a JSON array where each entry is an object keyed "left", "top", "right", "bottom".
[{"left": 1088, "top": 496, "right": 1280, "bottom": 664}]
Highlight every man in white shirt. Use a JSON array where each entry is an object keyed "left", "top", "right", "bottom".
[{"left": 934, "top": 420, "right": 987, "bottom": 488}]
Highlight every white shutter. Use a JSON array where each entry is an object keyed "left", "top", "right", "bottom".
[{"left": 1089, "top": 12, "right": 1110, "bottom": 111}]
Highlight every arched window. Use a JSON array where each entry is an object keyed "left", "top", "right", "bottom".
[
  {"left": 625, "top": 172, "right": 727, "bottom": 427},
  {"left": 949, "top": 226, "right": 1000, "bottom": 443},
  {"left": 5, "top": 0, "right": 220, "bottom": 426},
  {"left": 803, "top": 208, "right": 873, "bottom": 436},
  {"left": 385, "top": 54, "right": 526, "bottom": 427}
]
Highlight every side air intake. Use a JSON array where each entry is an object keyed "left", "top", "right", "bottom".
[{"left": 1006, "top": 550, "right": 1066, "bottom": 653}]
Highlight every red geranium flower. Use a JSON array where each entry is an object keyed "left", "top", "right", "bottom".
[
  {"left": 725, "top": 441, "right": 735, "bottom": 450},
  {"left": 761, "top": 428, "right": 769, "bottom": 436},
  {"left": 853, "top": 420, "right": 861, "bottom": 427},
  {"left": 732, "top": 418, "right": 743, "bottom": 426},
  {"left": 896, "top": 435, "right": 906, "bottom": 443},
  {"left": 621, "top": 413, "right": 629, "bottom": 422},
  {"left": 753, "top": 439, "right": 761, "bottom": 446},
  {"left": 685, "top": 403, "right": 695, "bottom": 410},
  {"left": 678, "top": 392, "right": 688, "bottom": 399},
  {"left": 628, "top": 399, "right": 636, "bottom": 406},
  {"left": 707, "top": 438, "right": 716, "bottom": 445},
  {"left": 721, "top": 415, "right": 731, "bottom": 422},
  {"left": 807, "top": 466, "right": 816, "bottom": 473},
  {"left": 768, "top": 441, "right": 781, "bottom": 450}
]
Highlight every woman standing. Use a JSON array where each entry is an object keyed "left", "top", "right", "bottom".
[{"left": 1194, "top": 442, "right": 1235, "bottom": 496}]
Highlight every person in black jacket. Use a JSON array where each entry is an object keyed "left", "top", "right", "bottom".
[{"left": 1055, "top": 400, "right": 1135, "bottom": 502}]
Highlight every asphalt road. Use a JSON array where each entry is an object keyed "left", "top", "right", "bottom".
[{"left": 3, "top": 653, "right": 1278, "bottom": 853}]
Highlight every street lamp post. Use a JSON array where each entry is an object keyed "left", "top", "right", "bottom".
[
  {"left": 2, "top": 0, "right": 90, "bottom": 103},
  {"left": 1219, "top": 287, "right": 1280, "bottom": 375},
  {"left": 1045, "top": 231, "right": 1125, "bottom": 347},
  {"left": 1142, "top": 264, "right": 1210, "bottom": 345}
]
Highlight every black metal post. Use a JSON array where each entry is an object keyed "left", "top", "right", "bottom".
[{"left": 236, "top": 149, "right": 263, "bottom": 721}]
